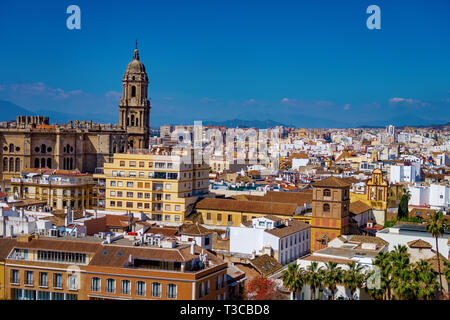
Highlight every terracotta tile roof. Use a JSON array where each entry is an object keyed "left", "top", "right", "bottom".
[
  {"left": 105, "top": 214, "right": 138, "bottom": 228},
  {"left": 179, "top": 223, "right": 213, "bottom": 236},
  {"left": 342, "top": 177, "right": 360, "bottom": 184},
  {"left": 301, "top": 255, "right": 354, "bottom": 265},
  {"left": 407, "top": 239, "right": 433, "bottom": 249},
  {"left": 261, "top": 215, "right": 283, "bottom": 223},
  {"left": 312, "top": 176, "right": 351, "bottom": 188},
  {"left": 248, "top": 254, "right": 283, "bottom": 276},
  {"left": 144, "top": 226, "right": 179, "bottom": 237},
  {"left": 264, "top": 219, "right": 310, "bottom": 238},
  {"left": 349, "top": 201, "right": 372, "bottom": 215},
  {"left": 426, "top": 254, "right": 448, "bottom": 273},
  {"left": 0, "top": 239, "right": 17, "bottom": 261},
  {"left": 348, "top": 235, "right": 388, "bottom": 247},
  {"left": 7, "top": 238, "right": 101, "bottom": 254},
  {"left": 262, "top": 191, "right": 313, "bottom": 206},
  {"left": 196, "top": 198, "right": 297, "bottom": 216}
]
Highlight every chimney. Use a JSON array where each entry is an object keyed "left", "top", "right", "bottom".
[
  {"left": 251, "top": 250, "right": 256, "bottom": 259},
  {"left": 190, "top": 240, "right": 196, "bottom": 255},
  {"left": 285, "top": 219, "right": 289, "bottom": 226},
  {"left": 106, "top": 234, "right": 111, "bottom": 244}
]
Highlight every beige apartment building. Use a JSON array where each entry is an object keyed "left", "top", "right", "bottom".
[{"left": 94, "top": 147, "right": 209, "bottom": 223}]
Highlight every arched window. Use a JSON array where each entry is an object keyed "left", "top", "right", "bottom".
[
  {"left": 323, "top": 189, "right": 331, "bottom": 197},
  {"left": 34, "top": 158, "right": 40, "bottom": 168},
  {"left": 41, "top": 144, "right": 46, "bottom": 154},
  {"left": 136, "top": 118, "right": 139, "bottom": 127},
  {"left": 9, "top": 158, "right": 14, "bottom": 171},
  {"left": 3, "top": 158, "right": 8, "bottom": 171},
  {"left": 69, "top": 158, "right": 73, "bottom": 170},
  {"left": 112, "top": 143, "right": 117, "bottom": 153},
  {"left": 131, "top": 86, "right": 136, "bottom": 97},
  {"left": 41, "top": 158, "right": 46, "bottom": 168},
  {"left": 15, "top": 158, "right": 20, "bottom": 172},
  {"left": 323, "top": 203, "right": 330, "bottom": 212},
  {"left": 47, "top": 158, "right": 52, "bottom": 168},
  {"left": 126, "top": 117, "right": 129, "bottom": 126},
  {"left": 131, "top": 114, "right": 135, "bottom": 126},
  {"left": 9, "top": 143, "right": 14, "bottom": 153}
]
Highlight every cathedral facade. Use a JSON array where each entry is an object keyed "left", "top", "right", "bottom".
[{"left": 0, "top": 46, "right": 151, "bottom": 184}]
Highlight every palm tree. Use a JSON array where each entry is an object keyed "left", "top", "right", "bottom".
[
  {"left": 343, "top": 262, "right": 366, "bottom": 300},
  {"left": 373, "top": 251, "right": 393, "bottom": 300},
  {"left": 322, "top": 261, "right": 342, "bottom": 300},
  {"left": 282, "top": 263, "right": 305, "bottom": 300},
  {"left": 414, "top": 260, "right": 439, "bottom": 300},
  {"left": 425, "top": 211, "right": 447, "bottom": 297},
  {"left": 390, "top": 245, "right": 416, "bottom": 300},
  {"left": 305, "top": 262, "right": 323, "bottom": 300}
]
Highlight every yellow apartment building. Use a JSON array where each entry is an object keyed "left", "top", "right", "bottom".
[
  {"left": 10, "top": 168, "right": 94, "bottom": 210},
  {"left": 94, "top": 148, "right": 209, "bottom": 223}
]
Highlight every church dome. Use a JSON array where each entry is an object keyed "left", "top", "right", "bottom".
[{"left": 125, "top": 48, "right": 147, "bottom": 74}]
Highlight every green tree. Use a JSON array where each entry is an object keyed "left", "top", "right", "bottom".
[
  {"left": 322, "top": 261, "right": 342, "bottom": 300},
  {"left": 390, "top": 245, "right": 417, "bottom": 300},
  {"left": 425, "top": 211, "right": 447, "bottom": 297},
  {"left": 397, "top": 188, "right": 411, "bottom": 219},
  {"left": 373, "top": 251, "right": 394, "bottom": 300},
  {"left": 305, "top": 262, "right": 323, "bottom": 300},
  {"left": 343, "top": 262, "right": 366, "bottom": 300},
  {"left": 282, "top": 263, "right": 305, "bottom": 300}
]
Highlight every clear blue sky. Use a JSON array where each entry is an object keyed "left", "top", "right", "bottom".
[{"left": 0, "top": 0, "right": 449, "bottom": 127}]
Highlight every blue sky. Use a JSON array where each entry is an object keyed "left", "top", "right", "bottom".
[{"left": 0, "top": 0, "right": 449, "bottom": 127}]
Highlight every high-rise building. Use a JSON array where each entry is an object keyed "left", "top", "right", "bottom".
[{"left": 94, "top": 147, "right": 209, "bottom": 223}]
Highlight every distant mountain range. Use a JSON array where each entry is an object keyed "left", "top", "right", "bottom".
[
  {"left": 0, "top": 99, "right": 448, "bottom": 129},
  {"left": 202, "top": 119, "right": 291, "bottom": 129}
]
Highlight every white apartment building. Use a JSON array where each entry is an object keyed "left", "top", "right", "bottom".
[
  {"left": 408, "top": 183, "right": 450, "bottom": 210},
  {"left": 229, "top": 216, "right": 310, "bottom": 265},
  {"left": 389, "top": 164, "right": 420, "bottom": 184}
]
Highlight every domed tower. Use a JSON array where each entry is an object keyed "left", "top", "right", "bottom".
[{"left": 119, "top": 42, "right": 150, "bottom": 149}]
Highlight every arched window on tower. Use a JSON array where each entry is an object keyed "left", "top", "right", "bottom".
[
  {"left": 131, "top": 86, "right": 136, "bottom": 97},
  {"left": 41, "top": 158, "right": 46, "bottom": 168},
  {"left": 131, "top": 114, "right": 135, "bottom": 126},
  {"left": 3, "top": 158, "right": 8, "bottom": 171},
  {"left": 9, "top": 144, "right": 14, "bottom": 153},
  {"left": 323, "top": 203, "right": 330, "bottom": 212},
  {"left": 34, "top": 158, "right": 40, "bottom": 168},
  {"left": 47, "top": 158, "right": 52, "bottom": 168},
  {"left": 323, "top": 189, "right": 331, "bottom": 197},
  {"left": 15, "top": 158, "right": 20, "bottom": 172},
  {"left": 136, "top": 118, "right": 139, "bottom": 127},
  {"left": 69, "top": 158, "right": 73, "bottom": 170},
  {"left": 9, "top": 158, "right": 14, "bottom": 171}
]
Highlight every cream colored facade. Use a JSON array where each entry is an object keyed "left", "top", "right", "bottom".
[
  {"left": 11, "top": 170, "right": 94, "bottom": 210},
  {"left": 94, "top": 148, "right": 209, "bottom": 222}
]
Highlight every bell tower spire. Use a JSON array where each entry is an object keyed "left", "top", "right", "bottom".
[{"left": 119, "top": 44, "right": 150, "bottom": 150}]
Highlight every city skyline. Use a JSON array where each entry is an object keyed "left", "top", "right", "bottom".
[{"left": 0, "top": 0, "right": 449, "bottom": 128}]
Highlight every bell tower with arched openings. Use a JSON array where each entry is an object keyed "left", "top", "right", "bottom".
[
  {"left": 310, "top": 176, "right": 351, "bottom": 252},
  {"left": 119, "top": 41, "right": 150, "bottom": 149}
]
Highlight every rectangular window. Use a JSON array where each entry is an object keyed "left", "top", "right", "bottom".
[
  {"left": 167, "top": 163, "right": 173, "bottom": 169},
  {"left": 106, "top": 279, "right": 116, "bottom": 293},
  {"left": 25, "top": 271, "right": 33, "bottom": 286},
  {"left": 110, "top": 201, "right": 115, "bottom": 207},
  {"left": 139, "top": 162, "right": 145, "bottom": 168},
  {"left": 69, "top": 275, "right": 77, "bottom": 290},
  {"left": 110, "top": 191, "right": 116, "bottom": 196},
  {"left": 175, "top": 215, "right": 180, "bottom": 221},
  {"left": 117, "top": 181, "right": 123, "bottom": 187},
  {"left": 207, "top": 212, "right": 211, "bottom": 220},
  {"left": 175, "top": 205, "right": 181, "bottom": 211},
  {"left": 198, "top": 283, "right": 203, "bottom": 298},
  {"left": 129, "top": 161, "right": 136, "bottom": 167},
  {"left": 228, "top": 215, "right": 232, "bottom": 222},
  {"left": 205, "top": 280, "right": 210, "bottom": 295},
  {"left": 126, "top": 202, "right": 133, "bottom": 208},
  {"left": 117, "top": 191, "right": 123, "bottom": 197},
  {"left": 145, "top": 193, "right": 150, "bottom": 199},
  {"left": 117, "top": 201, "right": 122, "bottom": 207},
  {"left": 127, "top": 192, "right": 133, "bottom": 197},
  {"left": 11, "top": 270, "right": 19, "bottom": 284},
  {"left": 121, "top": 280, "right": 131, "bottom": 295},
  {"left": 37, "top": 291, "right": 50, "bottom": 300},
  {"left": 39, "top": 272, "right": 48, "bottom": 287},
  {"left": 127, "top": 182, "right": 134, "bottom": 187},
  {"left": 151, "top": 282, "right": 161, "bottom": 297},
  {"left": 120, "top": 161, "right": 125, "bottom": 167},
  {"left": 167, "top": 284, "right": 177, "bottom": 299},
  {"left": 136, "top": 281, "right": 146, "bottom": 296},
  {"left": 165, "top": 215, "right": 171, "bottom": 221},
  {"left": 137, "top": 192, "right": 143, "bottom": 198},
  {"left": 217, "top": 213, "right": 222, "bottom": 222},
  {"left": 165, "top": 205, "right": 171, "bottom": 211},
  {"left": 54, "top": 273, "right": 62, "bottom": 289},
  {"left": 91, "top": 277, "right": 100, "bottom": 292}
]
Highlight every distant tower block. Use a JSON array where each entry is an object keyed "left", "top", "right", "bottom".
[{"left": 119, "top": 42, "right": 151, "bottom": 149}]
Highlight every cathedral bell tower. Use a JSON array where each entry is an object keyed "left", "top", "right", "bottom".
[{"left": 119, "top": 42, "right": 150, "bottom": 149}]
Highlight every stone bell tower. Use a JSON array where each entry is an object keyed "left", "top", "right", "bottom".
[{"left": 119, "top": 41, "right": 150, "bottom": 149}]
